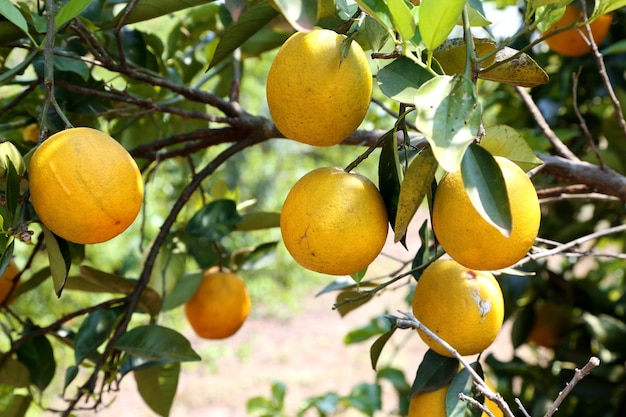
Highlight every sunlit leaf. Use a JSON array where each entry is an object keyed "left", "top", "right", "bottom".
[
  {"left": 235, "top": 212, "right": 280, "bottom": 231},
  {"left": 271, "top": 0, "right": 317, "bottom": 32},
  {"left": 0, "top": 1, "right": 30, "bottom": 39},
  {"left": 0, "top": 355, "right": 30, "bottom": 388},
  {"left": 414, "top": 75, "right": 482, "bottom": 173},
  {"left": 479, "top": 47, "right": 549, "bottom": 87},
  {"left": 394, "top": 147, "right": 438, "bottom": 242},
  {"left": 344, "top": 316, "right": 391, "bottom": 344},
  {"left": 480, "top": 125, "right": 543, "bottom": 172},
  {"left": 461, "top": 145, "right": 512, "bottom": 237},
  {"left": 418, "top": 0, "right": 466, "bottom": 50},
  {"left": 388, "top": 0, "right": 415, "bottom": 41},
  {"left": 209, "top": 2, "right": 278, "bottom": 68},
  {"left": 115, "top": 325, "right": 201, "bottom": 363},
  {"left": 433, "top": 38, "right": 497, "bottom": 75},
  {"left": 55, "top": 0, "right": 92, "bottom": 28},
  {"left": 593, "top": 0, "right": 626, "bottom": 15},
  {"left": 135, "top": 362, "right": 180, "bottom": 417},
  {"left": 377, "top": 57, "right": 433, "bottom": 104},
  {"left": 354, "top": 0, "right": 393, "bottom": 29},
  {"left": 109, "top": 0, "right": 217, "bottom": 27},
  {"left": 161, "top": 271, "right": 204, "bottom": 311}
]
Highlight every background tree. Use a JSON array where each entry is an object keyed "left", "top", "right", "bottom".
[{"left": 0, "top": 0, "right": 625, "bottom": 416}]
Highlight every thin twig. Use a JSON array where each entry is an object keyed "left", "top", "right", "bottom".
[
  {"left": 515, "top": 87, "right": 579, "bottom": 161},
  {"left": 516, "top": 398, "right": 532, "bottom": 417},
  {"left": 580, "top": 2, "right": 626, "bottom": 140},
  {"left": 394, "top": 310, "right": 517, "bottom": 417},
  {"left": 571, "top": 69, "right": 604, "bottom": 168},
  {"left": 517, "top": 224, "right": 626, "bottom": 266},
  {"left": 543, "top": 357, "right": 601, "bottom": 417}
]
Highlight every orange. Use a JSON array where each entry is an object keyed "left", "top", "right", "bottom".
[
  {"left": 280, "top": 167, "right": 388, "bottom": 276},
  {"left": 411, "top": 260, "right": 504, "bottom": 357},
  {"left": 408, "top": 377, "right": 503, "bottom": 417},
  {"left": 0, "top": 260, "right": 20, "bottom": 306},
  {"left": 266, "top": 29, "right": 372, "bottom": 146},
  {"left": 544, "top": 5, "right": 612, "bottom": 57},
  {"left": 28, "top": 127, "right": 143, "bottom": 244},
  {"left": 432, "top": 156, "right": 540, "bottom": 271},
  {"left": 184, "top": 268, "right": 251, "bottom": 339}
]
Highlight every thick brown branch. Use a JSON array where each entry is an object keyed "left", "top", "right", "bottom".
[{"left": 537, "top": 154, "right": 626, "bottom": 202}]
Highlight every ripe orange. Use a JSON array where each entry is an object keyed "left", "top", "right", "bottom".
[
  {"left": 0, "top": 260, "right": 20, "bottom": 306},
  {"left": 544, "top": 5, "right": 613, "bottom": 57},
  {"left": 408, "top": 377, "right": 503, "bottom": 417},
  {"left": 432, "top": 156, "right": 540, "bottom": 271},
  {"left": 266, "top": 29, "right": 372, "bottom": 146},
  {"left": 411, "top": 260, "right": 504, "bottom": 357},
  {"left": 280, "top": 167, "right": 388, "bottom": 276},
  {"left": 28, "top": 127, "right": 143, "bottom": 244},
  {"left": 184, "top": 268, "right": 251, "bottom": 340}
]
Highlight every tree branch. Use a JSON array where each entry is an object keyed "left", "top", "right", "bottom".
[
  {"left": 543, "top": 357, "right": 600, "bottom": 417},
  {"left": 537, "top": 153, "right": 626, "bottom": 201}
]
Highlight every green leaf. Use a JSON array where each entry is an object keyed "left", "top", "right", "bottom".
[
  {"left": 370, "top": 328, "right": 396, "bottom": 370},
  {"left": 479, "top": 47, "right": 549, "bottom": 87},
  {"left": 0, "top": 142, "right": 25, "bottom": 177},
  {"left": 394, "top": 147, "right": 438, "bottom": 242},
  {"left": 74, "top": 307, "right": 124, "bottom": 365},
  {"left": 0, "top": 384, "right": 14, "bottom": 414},
  {"left": 344, "top": 383, "right": 382, "bottom": 414},
  {"left": 583, "top": 313, "right": 626, "bottom": 356},
  {"left": 418, "top": 0, "right": 466, "bottom": 50},
  {"left": 414, "top": 75, "right": 482, "bottom": 173},
  {"left": 387, "top": 0, "right": 415, "bottom": 41},
  {"left": 410, "top": 349, "right": 458, "bottom": 397},
  {"left": 377, "top": 57, "right": 434, "bottom": 104},
  {"left": 232, "top": 241, "right": 278, "bottom": 270},
  {"left": 344, "top": 316, "right": 391, "bottom": 344},
  {"left": 594, "top": 0, "right": 626, "bottom": 15},
  {"left": 461, "top": 145, "right": 512, "bottom": 237},
  {"left": 55, "top": 0, "right": 92, "bottom": 28},
  {"left": 480, "top": 125, "right": 543, "bottom": 172},
  {"left": 355, "top": 0, "right": 393, "bottom": 29},
  {"left": 209, "top": 2, "right": 278, "bottom": 68},
  {"left": 0, "top": 1, "right": 30, "bottom": 39},
  {"left": 433, "top": 38, "right": 497, "bottom": 75},
  {"left": 108, "top": 0, "right": 217, "bottom": 27},
  {"left": 53, "top": 54, "right": 90, "bottom": 81},
  {"left": 65, "top": 266, "right": 162, "bottom": 317},
  {"left": 0, "top": 393, "right": 30, "bottom": 417},
  {"left": 235, "top": 212, "right": 281, "bottom": 231},
  {"left": 161, "top": 271, "right": 204, "bottom": 311},
  {"left": 42, "top": 227, "right": 71, "bottom": 297},
  {"left": 315, "top": 277, "right": 378, "bottom": 296},
  {"left": 271, "top": 0, "right": 317, "bottom": 32},
  {"left": 446, "top": 363, "right": 483, "bottom": 417},
  {"left": 16, "top": 335, "right": 56, "bottom": 391},
  {"left": 363, "top": 14, "right": 391, "bottom": 51},
  {"left": 0, "top": 355, "right": 30, "bottom": 388},
  {"left": 350, "top": 267, "right": 367, "bottom": 288},
  {"left": 185, "top": 199, "right": 243, "bottom": 240},
  {"left": 115, "top": 325, "right": 201, "bottom": 363},
  {"left": 378, "top": 130, "right": 403, "bottom": 233},
  {"left": 135, "top": 362, "right": 180, "bottom": 417},
  {"left": 63, "top": 366, "right": 78, "bottom": 394},
  {"left": 335, "top": 290, "right": 373, "bottom": 317},
  {"left": 5, "top": 162, "right": 20, "bottom": 227}
]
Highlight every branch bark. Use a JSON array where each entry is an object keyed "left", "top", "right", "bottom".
[{"left": 536, "top": 154, "right": 626, "bottom": 202}]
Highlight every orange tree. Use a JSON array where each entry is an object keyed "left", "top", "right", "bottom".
[{"left": 0, "top": 0, "right": 625, "bottom": 416}]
